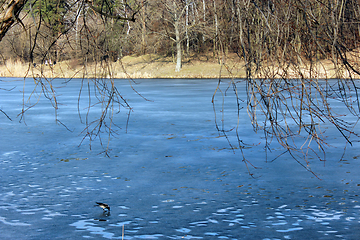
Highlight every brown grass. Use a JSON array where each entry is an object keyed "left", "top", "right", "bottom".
[{"left": 0, "top": 54, "right": 357, "bottom": 79}]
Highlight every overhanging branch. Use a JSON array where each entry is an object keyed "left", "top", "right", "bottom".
[{"left": 85, "top": 0, "right": 140, "bottom": 22}]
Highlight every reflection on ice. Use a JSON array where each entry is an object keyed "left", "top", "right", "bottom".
[
  {"left": 276, "top": 227, "right": 303, "bottom": 232},
  {"left": 306, "top": 208, "right": 343, "bottom": 221},
  {"left": 2, "top": 151, "right": 20, "bottom": 156},
  {"left": 135, "top": 234, "right": 164, "bottom": 239},
  {"left": 70, "top": 219, "right": 117, "bottom": 239},
  {"left": 176, "top": 227, "right": 191, "bottom": 233},
  {"left": 0, "top": 216, "right": 31, "bottom": 226}
]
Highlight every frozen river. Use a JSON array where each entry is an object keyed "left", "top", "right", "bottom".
[{"left": 1, "top": 78, "right": 360, "bottom": 239}]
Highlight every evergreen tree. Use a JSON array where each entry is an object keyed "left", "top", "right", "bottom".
[{"left": 32, "top": 0, "right": 68, "bottom": 36}]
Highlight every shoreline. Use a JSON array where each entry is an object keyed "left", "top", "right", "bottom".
[{"left": 0, "top": 54, "right": 358, "bottom": 79}]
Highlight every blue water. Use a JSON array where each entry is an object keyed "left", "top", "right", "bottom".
[{"left": 0, "top": 78, "right": 360, "bottom": 239}]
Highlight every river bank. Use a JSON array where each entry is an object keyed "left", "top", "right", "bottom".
[{"left": 0, "top": 54, "right": 356, "bottom": 79}]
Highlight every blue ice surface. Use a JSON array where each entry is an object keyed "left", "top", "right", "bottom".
[{"left": 0, "top": 78, "right": 360, "bottom": 239}]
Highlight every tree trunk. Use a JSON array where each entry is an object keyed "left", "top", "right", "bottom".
[
  {"left": 175, "top": 18, "right": 182, "bottom": 72},
  {"left": 141, "top": 0, "right": 146, "bottom": 55},
  {"left": 185, "top": 3, "right": 189, "bottom": 57},
  {"left": 0, "top": 0, "right": 27, "bottom": 42},
  {"left": 174, "top": 1, "right": 182, "bottom": 72},
  {"left": 213, "top": 0, "right": 218, "bottom": 58}
]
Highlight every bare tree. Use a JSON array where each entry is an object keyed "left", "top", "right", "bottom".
[
  {"left": 0, "top": 0, "right": 142, "bottom": 155},
  {"left": 212, "top": 0, "right": 360, "bottom": 176}
]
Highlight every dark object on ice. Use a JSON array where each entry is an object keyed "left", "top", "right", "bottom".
[{"left": 95, "top": 202, "right": 110, "bottom": 212}]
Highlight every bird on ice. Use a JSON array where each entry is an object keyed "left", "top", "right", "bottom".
[{"left": 95, "top": 202, "right": 110, "bottom": 212}]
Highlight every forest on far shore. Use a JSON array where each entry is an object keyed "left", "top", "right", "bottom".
[{"left": 1, "top": 0, "right": 360, "bottom": 79}]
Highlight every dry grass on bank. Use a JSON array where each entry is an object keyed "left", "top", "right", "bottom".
[
  {"left": 0, "top": 54, "right": 357, "bottom": 79},
  {"left": 0, "top": 54, "right": 245, "bottom": 79}
]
